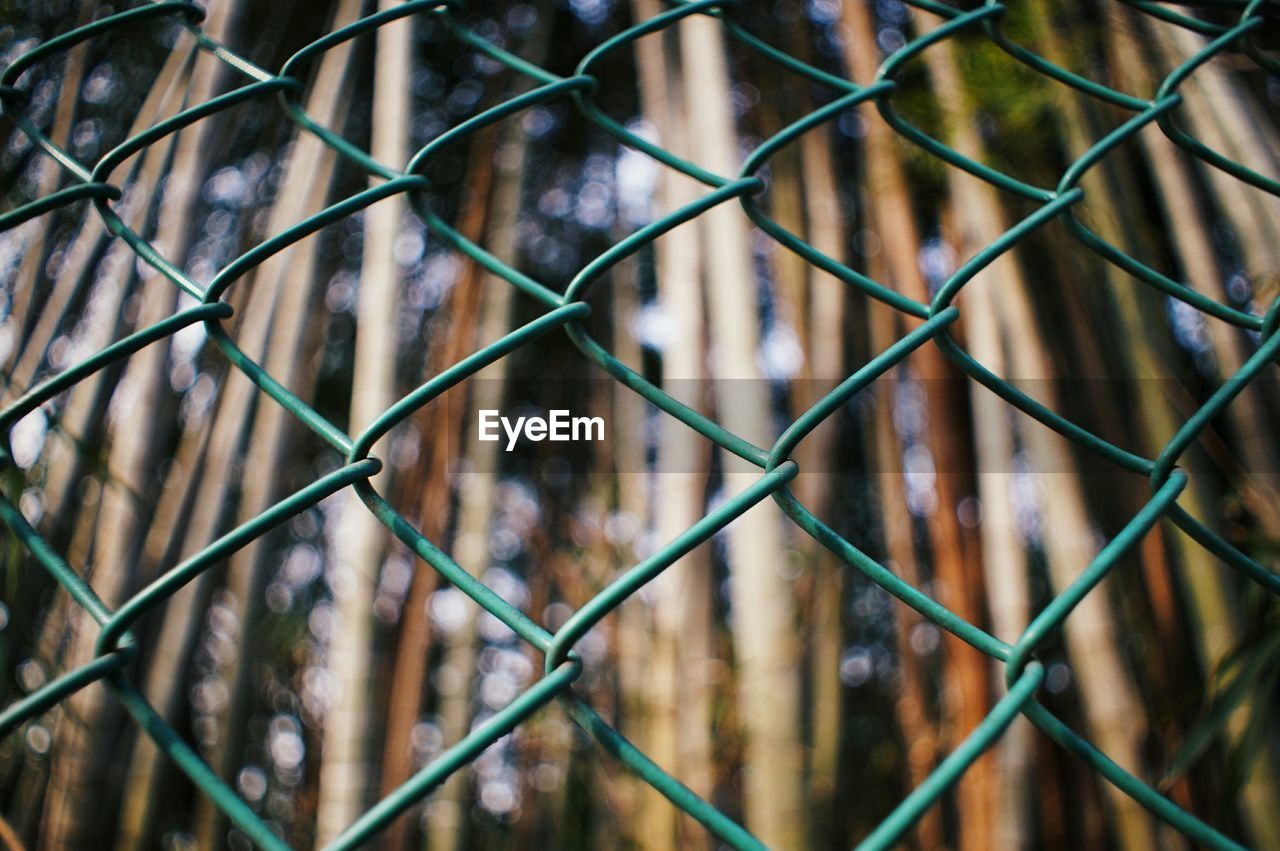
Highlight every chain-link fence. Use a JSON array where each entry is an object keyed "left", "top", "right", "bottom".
[{"left": 1, "top": 0, "right": 1278, "bottom": 848}]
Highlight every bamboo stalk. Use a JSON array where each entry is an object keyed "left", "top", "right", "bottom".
[
  {"left": 838, "top": 5, "right": 995, "bottom": 845},
  {"left": 915, "top": 12, "right": 1156, "bottom": 847},
  {"left": 40, "top": 3, "right": 243, "bottom": 842},
  {"left": 127, "top": 62, "right": 355, "bottom": 847},
  {"left": 869, "top": 299, "right": 946, "bottom": 851},
  {"left": 29, "top": 41, "right": 196, "bottom": 532},
  {"left": 785, "top": 34, "right": 849, "bottom": 828},
  {"left": 1139, "top": 18, "right": 1280, "bottom": 535},
  {"left": 378, "top": 3, "right": 551, "bottom": 843},
  {"left": 631, "top": 2, "right": 716, "bottom": 845},
  {"left": 2, "top": 1, "right": 95, "bottom": 373},
  {"left": 420, "top": 44, "right": 532, "bottom": 850},
  {"left": 314, "top": 0, "right": 413, "bottom": 841},
  {"left": 423, "top": 281, "right": 512, "bottom": 851},
  {"left": 676, "top": 15, "right": 804, "bottom": 848},
  {"left": 601, "top": 245, "right": 651, "bottom": 849},
  {"left": 375, "top": 128, "right": 493, "bottom": 851},
  {"left": 1105, "top": 15, "right": 1280, "bottom": 847}
]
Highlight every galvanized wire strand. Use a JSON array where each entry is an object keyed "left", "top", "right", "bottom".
[{"left": 0, "top": 0, "right": 1277, "bottom": 848}]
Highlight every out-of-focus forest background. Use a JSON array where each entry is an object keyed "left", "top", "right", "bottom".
[{"left": 0, "top": 0, "right": 1278, "bottom": 848}]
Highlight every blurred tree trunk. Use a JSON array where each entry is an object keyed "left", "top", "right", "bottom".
[
  {"left": 917, "top": 14, "right": 1156, "bottom": 849},
  {"left": 6, "top": 476, "right": 101, "bottom": 847},
  {"left": 2, "top": 1, "right": 93, "bottom": 373},
  {"left": 632, "top": 2, "right": 714, "bottom": 846},
  {"left": 753, "top": 26, "right": 849, "bottom": 833},
  {"left": 120, "top": 4, "right": 362, "bottom": 846},
  {"left": 599, "top": 37, "right": 658, "bottom": 830},
  {"left": 605, "top": 255, "right": 652, "bottom": 851},
  {"left": 424, "top": 281, "right": 512, "bottom": 851},
  {"left": 1154, "top": 21, "right": 1280, "bottom": 297},
  {"left": 1107, "top": 15, "right": 1280, "bottom": 847},
  {"left": 379, "top": 7, "right": 550, "bottom": 846},
  {"left": 25, "top": 39, "right": 195, "bottom": 531},
  {"left": 868, "top": 300, "right": 945, "bottom": 851},
  {"left": 313, "top": 1, "right": 412, "bottom": 843},
  {"left": 421, "top": 53, "right": 536, "bottom": 849},
  {"left": 838, "top": 4, "right": 994, "bottom": 846},
  {"left": 939, "top": 181, "right": 1035, "bottom": 847},
  {"left": 40, "top": 2, "right": 242, "bottom": 844},
  {"left": 676, "top": 15, "right": 804, "bottom": 848},
  {"left": 961, "top": 268, "right": 1035, "bottom": 849},
  {"left": 374, "top": 127, "right": 494, "bottom": 851},
  {"left": 1142, "top": 18, "right": 1280, "bottom": 533},
  {"left": 4, "top": 46, "right": 195, "bottom": 839},
  {"left": 795, "top": 95, "right": 848, "bottom": 841}
]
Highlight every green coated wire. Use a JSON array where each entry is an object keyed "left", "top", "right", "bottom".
[{"left": 0, "top": 0, "right": 1277, "bottom": 848}]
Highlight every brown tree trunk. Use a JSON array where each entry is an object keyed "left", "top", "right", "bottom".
[
  {"left": 838, "top": 5, "right": 994, "bottom": 846},
  {"left": 917, "top": 12, "right": 1156, "bottom": 848}
]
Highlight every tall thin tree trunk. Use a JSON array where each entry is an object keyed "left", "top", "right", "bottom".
[
  {"left": 963, "top": 269, "right": 1035, "bottom": 849},
  {"left": 795, "top": 89, "right": 849, "bottom": 838},
  {"left": 314, "top": 2, "right": 412, "bottom": 843},
  {"left": 605, "top": 253, "right": 653, "bottom": 851},
  {"left": 868, "top": 300, "right": 945, "bottom": 851},
  {"left": 424, "top": 283, "right": 512, "bottom": 851},
  {"left": 838, "top": 5, "right": 994, "bottom": 846},
  {"left": 422, "top": 47, "right": 535, "bottom": 849},
  {"left": 28, "top": 41, "right": 195, "bottom": 531},
  {"left": 40, "top": 3, "right": 241, "bottom": 844},
  {"left": 676, "top": 15, "right": 804, "bottom": 848},
  {"left": 375, "top": 129, "right": 494, "bottom": 851},
  {"left": 7, "top": 52, "right": 193, "bottom": 828},
  {"left": 2, "top": 1, "right": 94, "bottom": 374},
  {"left": 754, "top": 39, "right": 850, "bottom": 834},
  {"left": 1106, "top": 16, "right": 1280, "bottom": 847},
  {"left": 1140, "top": 17, "right": 1280, "bottom": 532},
  {"left": 175, "top": 5, "right": 363, "bottom": 847},
  {"left": 917, "top": 15, "right": 1156, "bottom": 848},
  {"left": 6, "top": 476, "right": 101, "bottom": 847},
  {"left": 378, "top": 4, "right": 551, "bottom": 843},
  {"left": 126, "top": 7, "right": 361, "bottom": 845},
  {"left": 631, "top": 2, "right": 714, "bottom": 846}
]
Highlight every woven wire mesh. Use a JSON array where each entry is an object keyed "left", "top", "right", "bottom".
[{"left": 0, "top": 0, "right": 1277, "bottom": 848}]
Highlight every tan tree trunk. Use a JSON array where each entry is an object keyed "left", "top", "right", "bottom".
[
  {"left": 753, "top": 40, "right": 850, "bottom": 833},
  {"left": 606, "top": 254, "right": 655, "bottom": 851},
  {"left": 917, "top": 14, "right": 1156, "bottom": 849},
  {"left": 676, "top": 15, "right": 804, "bottom": 848},
  {"left": 379, "top": 7, "right": 550, "bottom": 844},
  {"left": 1141, "top": 17, "right": 1280, "bottom": 531},
  {"left": 122, "top": 4, "right": 363, "bottom": 845},
  {"left": 1106, "top": 16, "right": 1280, "bottom": 847},
  {"left": 962, "top": 270, "right": 1035, "bottom": 849},
  {"left": 631, "top": 2, "right": 714, "bottom": 846},
  {"left": 868, "top": 297, "right": 946, "bottom": 851},
  {"left": 1, "top": 1, "right": 94, "bottom": 371},
  {"left": 40, "top": 2, "right": 242, "bottom": 844},
  {"left": 5, "top": 48, "right": 194, "bottom": 836},
  {"left": 375, "top": 127, "right": 494, "bottom": 851},
  {"left": 27, "top": 41, "right": 196, "bottom": 529},
  {"left": 795, "top": 85, "right": 849, "bottom": 833},
  {"left": 314, "top": 1, "right": 411, "bottom": 842},
  {"left": 420, "top": 40, "right": 540, "bottom": 847},
  {"left": 423, "top": 278, "right": 512, "bottom": 851}
]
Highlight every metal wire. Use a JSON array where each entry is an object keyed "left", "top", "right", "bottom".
[{"left": 0, "top": 0, "right": 1277, "bottom": 848}]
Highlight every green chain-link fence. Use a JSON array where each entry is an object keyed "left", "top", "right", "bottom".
[{"left": 0, "top": 0, "right": 1278, "bottom": 848}]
